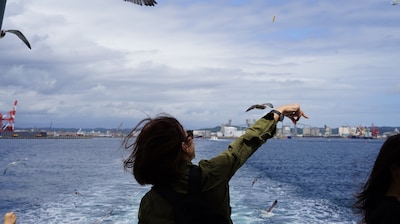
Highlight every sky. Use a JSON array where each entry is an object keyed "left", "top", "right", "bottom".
[{"left": 1, "top": 0, "right": 400, "bottom": 130}]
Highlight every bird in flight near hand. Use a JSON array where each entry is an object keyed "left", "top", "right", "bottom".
[{"left": 245, "top": 103, "right": 274, "bottom": 112}]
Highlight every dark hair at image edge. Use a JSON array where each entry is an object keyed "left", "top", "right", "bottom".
[
  {"left": 122, "top": 114, "right": 187, "bottom": 185},
  {"left": 353, "top": 134, "right": 400, "bottom": 223}
]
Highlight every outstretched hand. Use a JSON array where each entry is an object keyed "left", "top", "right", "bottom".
[{"left": 276, "top": 103, "right": 308, "bottom": 124}]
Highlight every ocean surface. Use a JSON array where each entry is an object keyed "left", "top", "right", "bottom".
[{"left": 0, "top": 137, "right": 385, "bottom": 223}]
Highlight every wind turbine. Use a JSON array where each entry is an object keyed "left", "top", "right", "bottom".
[{"left": 0, "top": 0, "right": 31, "bottom": 49}]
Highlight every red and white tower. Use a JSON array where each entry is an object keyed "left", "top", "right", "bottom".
[
  {"left": 0, "top": 100, "right": 18, "bottom": 132},
  {"left": 371, "top": 123, "right": 379, "bottom": 138}
]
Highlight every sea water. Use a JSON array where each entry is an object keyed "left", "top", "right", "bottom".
[{"left": 0, "top": 137, "right": 384, "bottom": 223}]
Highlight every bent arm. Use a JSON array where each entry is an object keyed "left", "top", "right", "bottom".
[
  {"left": 200, "top": 103, "right": 308, "bottom": 183},
  {"left": 199, "top": 112, "right": 277, "bottom": 184}
]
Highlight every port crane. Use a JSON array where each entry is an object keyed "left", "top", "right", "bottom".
[
  {"left": 370, "top": 123, "right": 379, "bottom": 138},
  {"left": 0, "top": 100, "right": 17, "bottom": 132}
]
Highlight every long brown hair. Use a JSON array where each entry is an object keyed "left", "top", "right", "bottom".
[
  {"left": 353, "top": 134, "right": 400, "bottom": 223},
  {"left": 123, "top": 115, "right": 187, "bottom": 185}
]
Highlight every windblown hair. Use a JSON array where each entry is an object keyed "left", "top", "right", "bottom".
[
  {"left": 123, "top": 115, "right": 187, "bottom": 185},
  {"left": 353, "top": 134, "right": 400, "bottom": 223}
]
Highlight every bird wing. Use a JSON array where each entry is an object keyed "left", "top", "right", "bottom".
[
  {"left": 3, "top": 161, "right": 17, "bottom": 175},
  {"left": 245, "top": 105, "right": 257, "bottom": 112},
  {"left": 262, "top": 103, "right": 274, "bottom": 108},
  {"left": 246, "top": 104, "right": 266, "bottom": 112},
  {"left": 6, "top": 30, "right": 31, "bottom": 49},
  {"left": 143, "top": 0, "right": 157, "bottom": 6},
  {"left": 266, "top": 200, "right": 278, "bottom": 212},
  {"left": 124, "top": 0, "right": 157, "bottom": 6},
  {"left": 74, "top": 191, "right": 85, "bottom": 197},
  {"left": 3, "top": 166, "right": 9, "bottom": 175},
  {"left": 245, "top": 103, "right": 273, "bottom": 112}
]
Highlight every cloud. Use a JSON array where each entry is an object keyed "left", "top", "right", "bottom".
[{"left": 1, "top": 0, "right": 400, "bottom": 129}]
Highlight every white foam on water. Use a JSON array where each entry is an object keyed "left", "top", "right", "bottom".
[
  {"left": 17, "top": 173, "right": 146, "bottom": 224},
  {"left": 18, "top": 174, "right": 357, "bottom": 223},
  {"left": 7, "top": 139, "right": 361, "bottom": 224},
  {"left": 228, "top": 175, "right": 357, "bottom": 224},
  {"left": 260, "top": 211, "right": 275, "bottom": 218}
]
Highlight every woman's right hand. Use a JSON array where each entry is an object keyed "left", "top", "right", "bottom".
[{"left": 276, "top": 103, "right": 308, "bottom": 124}]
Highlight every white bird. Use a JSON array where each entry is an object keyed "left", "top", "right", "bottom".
[
  {"left": 0, "top": 0, "right": 31, "bottom": 49},
  {"left": 3, "top": 158, "right": 27, "bottom": 175},
  {"left": 124, "top": 0, "right": 157, "bottom": 6},
  {"left": 260, "top": 199, "right": 278, "bottom": 218},
  {"left": 94, "top": 209, "right": 113, "bottom": 223},
  {"left": 245, "top": 103, "right": 274, "bottom": 112}
]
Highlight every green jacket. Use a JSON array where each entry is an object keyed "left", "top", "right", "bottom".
[{"left": 138, "top": 114, "right": 278, "bottom": 224}]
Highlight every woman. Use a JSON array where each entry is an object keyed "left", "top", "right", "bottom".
[
  {"left": 354, "top": 134, "right": 400, "bottom": 224},
  {"left": 123, "top": 103, "right": 307, "bottom": 224}
]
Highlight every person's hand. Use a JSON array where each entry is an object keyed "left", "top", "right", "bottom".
[
  {"left": 276, "top": 103, "right": 308, "bottom": 124},
  {"left": 4, "top": 212, "right": 17, "bottom": 224}
]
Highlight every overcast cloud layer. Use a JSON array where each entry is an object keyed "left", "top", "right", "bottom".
[{"left": 1, "top": 0, "right": 399, "bottom": 130}]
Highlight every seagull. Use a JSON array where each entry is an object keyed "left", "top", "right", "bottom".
[
  {"left": 0, "top": 0, "right": 31, "bottom": 49},
  {"left": 94, "top": 209, "right": 113, "bottom": 223},
  {"left": 260, "top": 199, "right": 278, "bottom": 218},
  {"left": 1, "top": 30, "right": 31, "bottom": 49},
  {"left": 245, "top": 103, "right": 274, "bottom": 112},
  {"left": 251, "top": 178, "right": 258, "bottom": 186},
  {"left": 124, "top": 0, "right": 158, "bottom": 6},
  {"left": 266, "top": 199, "right": 278, "bottom": 213},
  {"left": 74, "top": 191, "right": 85, "bottom": 198},
  {"left": 3, "top": 158, "right": 27, "bottom": 175}
]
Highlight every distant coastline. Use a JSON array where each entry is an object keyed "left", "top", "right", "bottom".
[
  {"left": 0, "top": 131, "right": 93, "bottom": 139},
  {"left": 1, "top": 125, "right": 399, "bottom": 140}
]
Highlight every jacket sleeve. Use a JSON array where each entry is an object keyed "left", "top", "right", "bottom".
[{"left": 199, "top": 113, "right": 278, "bottom": 187}]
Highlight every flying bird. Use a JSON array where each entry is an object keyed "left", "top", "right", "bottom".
[
  {"left": 251, "top": 178, "right": 258, "bottom": 186},
  {"left": 1, "top": 30, "right": 31, "bottom": 49},
  {"left": 3, "top": 158, "right": 27, "bottom": 175},
  {"left": 266, "top": 200, "right": 278, "bottom": 213},
  {"left": 260, "top": 199, "right": 278, "bottom": 218},
  {"left": 95, "top": 209, "right": 114, "bottom": 223},
  {"left": 74, "top": 191, "right": 85, "bottom": 198},
  {"left": 0, "top": 0, "right": 31, "bottom": 49},
  {"left": 3, "top": 161, "right": 19, "bottom": 175},
  {"left": 124, "top": 0, "right": 157, "bottom": 6},
  {"left": 245, "top": 103, "right": 274, "bottom": 112}
]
